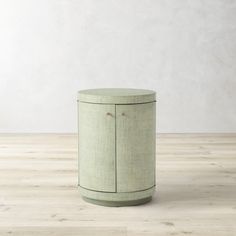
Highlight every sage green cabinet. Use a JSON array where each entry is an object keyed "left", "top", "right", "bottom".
[{"left": 78, "top": 88, "right": 156, "bottom": 206}]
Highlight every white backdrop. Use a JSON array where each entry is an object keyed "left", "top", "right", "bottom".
[{"left": 0, "top": 0, "right": 236, "bottom": 133}]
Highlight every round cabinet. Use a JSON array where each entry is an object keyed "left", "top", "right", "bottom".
[{"left": 77, "top": 88, "right": 156, "bottom": 206}]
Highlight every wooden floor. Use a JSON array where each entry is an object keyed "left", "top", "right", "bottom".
[{"left": 0, "top": 134, "right": 236, "bottom": 236}]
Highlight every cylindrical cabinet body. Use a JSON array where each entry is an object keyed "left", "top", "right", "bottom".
[{"left": 78, "top": 88, "right": 156, "bottom": 206}]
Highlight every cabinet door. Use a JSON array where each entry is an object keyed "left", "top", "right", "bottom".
[
  {"left": 116, "top": 102, "right": 156, "bottom": 192},
  {"left": 79, "top": 102, "right": 116, "bottom": 192}
]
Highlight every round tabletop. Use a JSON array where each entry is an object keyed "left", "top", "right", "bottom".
[{"left": 78, "top": 88, "right": 156, "bottom": 104}]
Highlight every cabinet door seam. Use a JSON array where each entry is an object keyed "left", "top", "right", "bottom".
[
  {"left": 115, "top": 104, "right": 117, "bottom": 193},
  {"left": 79, "top": 185, "right": 155, "bottom": 194}
]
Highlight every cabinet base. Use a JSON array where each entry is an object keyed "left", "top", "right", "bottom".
[
  {"left": 82, "top": 196, "right": 152, "bottom": 207},
  {"left": 79, "top": 185, "right": 155, "bottom": 207}
]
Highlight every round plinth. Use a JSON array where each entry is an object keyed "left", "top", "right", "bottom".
[
  {"left": 82, "top": 196, "right": 152, "bottom": 207},
  {"left": 79, "top": 186, "right": 155, "bottom": 207}
]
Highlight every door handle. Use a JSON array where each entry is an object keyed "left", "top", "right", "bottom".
[{"left": 106, "top": 112, "right": 113, "bottom": 117}]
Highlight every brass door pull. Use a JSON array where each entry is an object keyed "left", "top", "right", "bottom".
[{"left": 106, "top": 112, "right": 113, "bottom": 116}]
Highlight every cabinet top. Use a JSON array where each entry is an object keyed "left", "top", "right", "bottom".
[{"left": 78, "top": 88, "right": 156, "bottom": 104}]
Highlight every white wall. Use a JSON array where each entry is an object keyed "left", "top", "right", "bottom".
[{"left": 0, "top": 0, "right": 236, "bottom": 133}]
